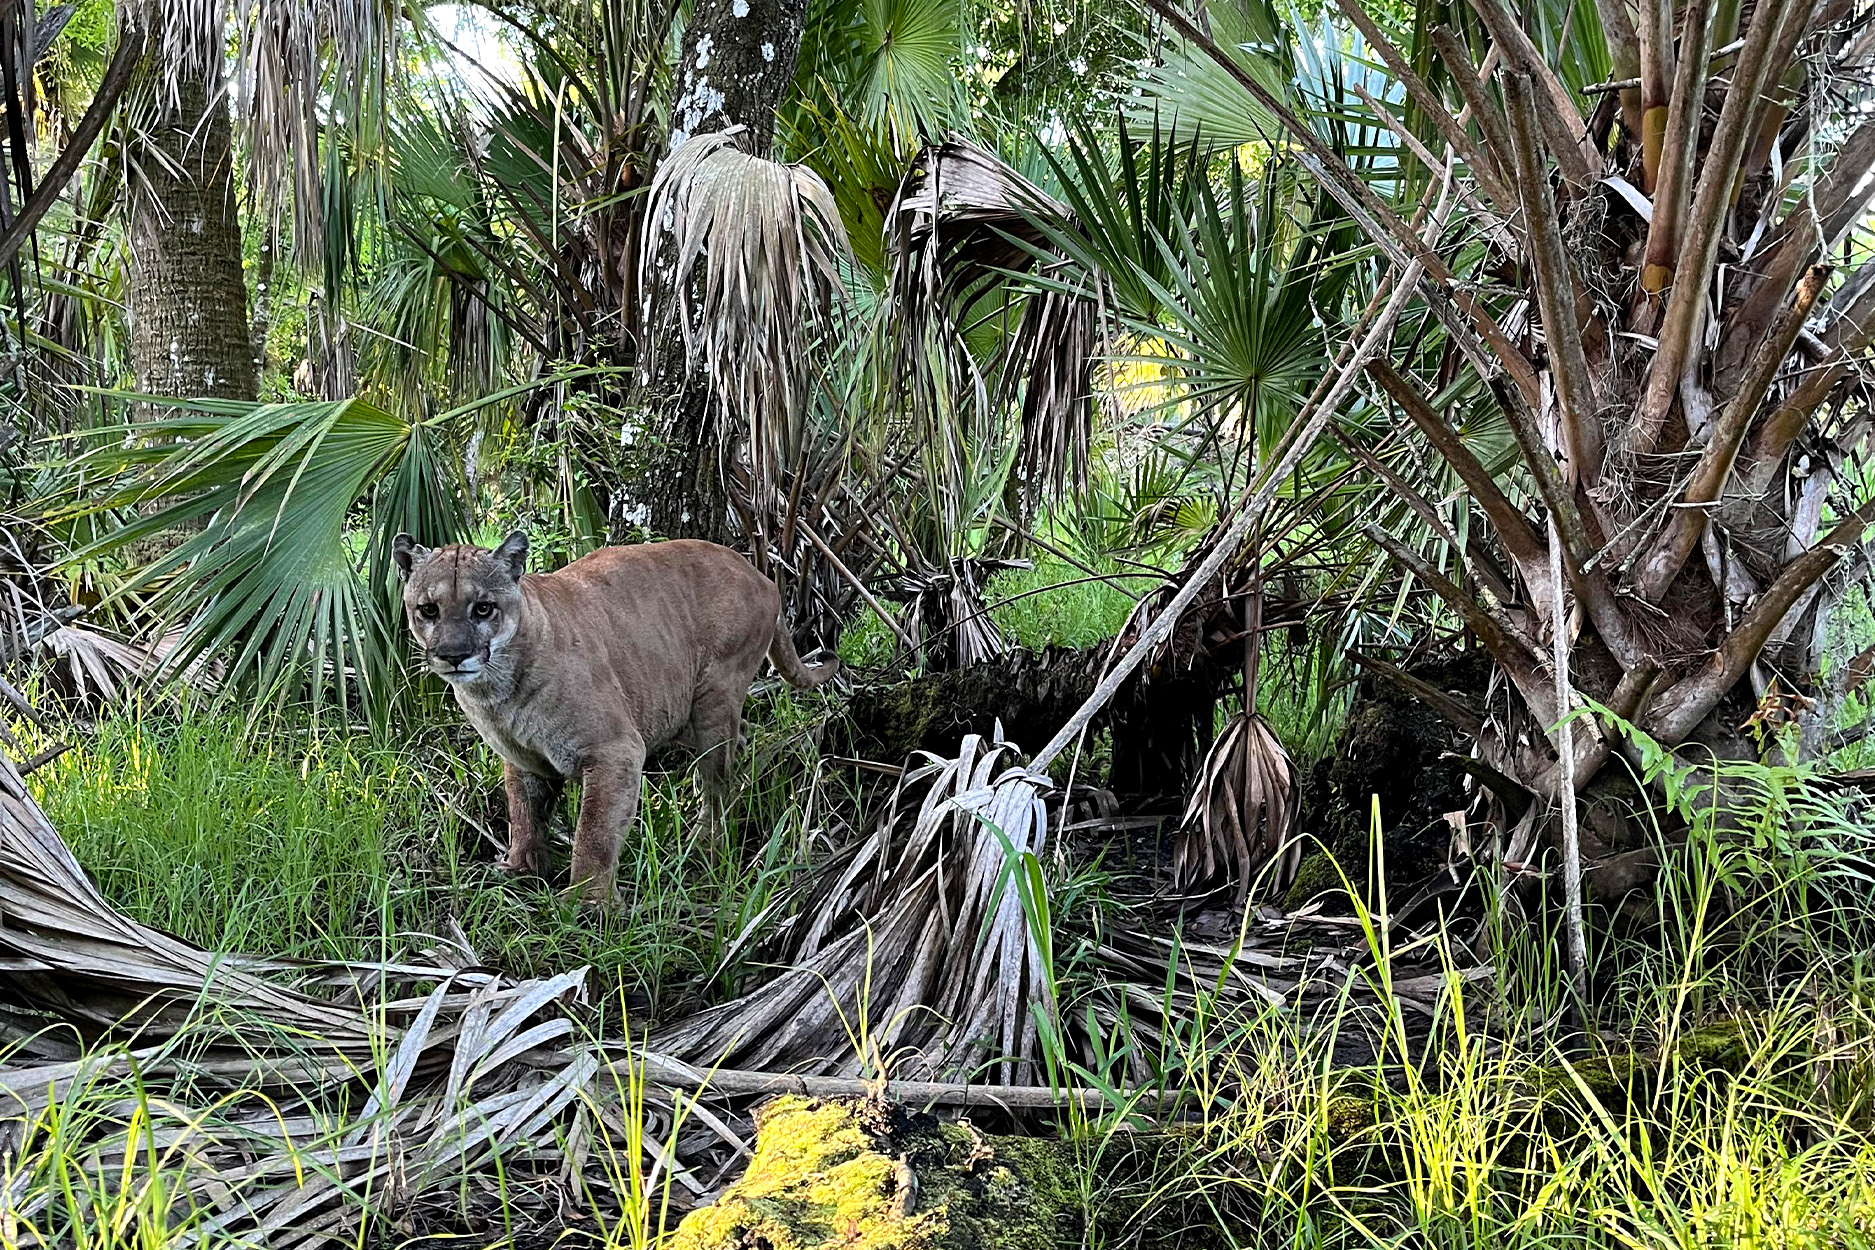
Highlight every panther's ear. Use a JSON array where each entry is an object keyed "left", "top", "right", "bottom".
[
  {"left": 392, "top": 533, "right": 431, "bottom": 581},
  {"left": 492, "top": 530, "right": 529, "bottom": 582}
]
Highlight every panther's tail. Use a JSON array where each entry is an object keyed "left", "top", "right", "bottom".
[{"left": 770, "top": 619, "right": 840, "bottom": 688}]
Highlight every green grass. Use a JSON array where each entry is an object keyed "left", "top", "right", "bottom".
[
  {"left": 837, "top": 557, "right": 1157, "bottom": 671},
  {"left": 984, "top": 560, "right": 1154, "bottom": 651},
  {"left": 22, "top": 695, "right": 828, "bottom": 1018}
]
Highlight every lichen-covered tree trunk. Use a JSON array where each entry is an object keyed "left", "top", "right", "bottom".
[
  {"left": 643, "top": 0, "right": 807, "bottom": 541},
  {"left": 123, "top": 23, "right": 255, "bottom": 404}
]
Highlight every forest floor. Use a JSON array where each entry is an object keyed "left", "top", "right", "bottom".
[{"left": 11, "top": 683, "right": 1875, "bottom": 1248}]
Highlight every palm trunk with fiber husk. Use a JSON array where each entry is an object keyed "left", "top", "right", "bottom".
[
  {"left": 642, "top": 0, "right": 809, "bottom": 542},
  {"left": 123, "top": 9, "right": 255, "bottom": 404}
]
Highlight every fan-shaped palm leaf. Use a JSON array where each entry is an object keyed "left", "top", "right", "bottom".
[
  {"left": 60, "top": 395, "right": 465, "bottom": 723},
  {"left": 1129, "top": 0, "right": 1292, "bottom": 150},
  {"left": 795, "top": 0, "right": 966, "bottom": 149}
]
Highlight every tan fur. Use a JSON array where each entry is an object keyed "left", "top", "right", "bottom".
[{"left": 393, "top": 532, "right": 836, "bottom": 903}]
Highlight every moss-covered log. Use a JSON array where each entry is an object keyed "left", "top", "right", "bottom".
[{"left": 670, "top": 1096, "right": 1081, "bottom": 1249}]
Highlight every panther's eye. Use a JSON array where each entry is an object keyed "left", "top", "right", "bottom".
[
  {"left": 416, "top": 602, "right": 440, "bottom": 621},
  {"left": 471, "top": 601, "right": 496, "bottom": 620}
]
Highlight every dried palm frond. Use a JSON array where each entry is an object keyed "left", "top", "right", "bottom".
[
  {"left": 890, "top": 556, "right": 1028, "bottom": 670},
  {"left": 1174, "top": 711, "right": 1298, "bottom": 899},
  {"left": 641, "top": 128, "right": 853, "bottom": 503},
  {"left": 653, "top": 733, "right": 1058, "bottom": 1084},
  {"left": 884, "top": 137, "right": 1100, "bottom": 506},
  {"left": 0, "top": 743, "right": 686, "bottom": 1240},
  {"left": 35, "top": 623, "right": 187, "bottom": 706}
]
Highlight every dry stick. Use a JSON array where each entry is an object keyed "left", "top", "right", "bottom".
[
  {"left": 0, "top": 23, "right": 144, "bottom": 274},
  {"left": 1028, "top": 265, "right": 1428, "bottom": 774},
  {"left": 798, "top": 519, "right": 916, "bottom": 653},
  {"left": 631, "top": 1051, "right": 1168, "bottom": 1110},
  {"left": 1466, "top": 0, "right": 1599, "bottom": 182},
  {"left": 1504, "top": 72, "right": 1603, "bottom": 484},
  {"left": 1350, "top": 84, "right": 1511, "bottom": 247},
  {"left": 1548, "top": 518, "right": 1589, "bottom": 1016},
  {"left": 1636, "top": 0, "right": 1799, "bottom": 453},
  {"left": 1329, "top": 0, "right": 1515, "bottom": 212},
  {"left": 1430, "top": 27, "right": 1519, "bottom": 195}
]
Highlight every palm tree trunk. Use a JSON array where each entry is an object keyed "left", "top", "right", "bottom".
[
  {"left": 123, "top": 26, "right": 255, "bottom": 403},
  {"left": 644, "top": 0, "right": 807, "bottom": 541}
]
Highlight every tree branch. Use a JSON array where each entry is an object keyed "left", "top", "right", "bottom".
[
  {"left": 1637, "top": 264, "right": 1830, "bottom": 600},
  {"left": 1466, "top": 0, "right": 1599, "bottom": 182},
  {"left": 1532, "top": 659, "right": 1662, "bottom": 795},
  {"left": 1504, "top": 72, "right": 1603, "bottom": 484},
  {"left": 1328, "top": 0, "right": 1516, "bottom": 212},
  {"left": 1741, "top": 263, "right": 1875, "bottom": 494},
  {"left": 1646, "top": 494, "right": 1875, "bottom": 744},
  {"left": 1718, "top": 119, "right": 1875, "bottom": 380},
  {"left": 1336, "top": 422, "right": 1520, "bottom": 605},
  {"left": 1490, "top": 376, "right": 1649, "bottom": 668},
  {"left": 1635, "top": 0, "right": 1801, "bottom": 453},
  {"left": 1362, "top": 522, "right": 1553, "bottom": 722},
  {"left": 1350, "top": 650, "right": 1485, "bottom": 736},
  {"left": 1429, "top": 27, "right": 1518, "bottom": 196},
  {"left": 1366, "top": 360, "right": 1548, "bottom": 568},
  {"left": 0, "top": 22, "right": 144, "bottom": 275},
  {"left": 1637, "top": 0, "right": 1678, "bottom": 194},
  {"left": 1350, "top": 84, "right": 1509, "bottom": 243},
  {"left": 1639, "top": 0, "right": 1713, "bottom": 297}
]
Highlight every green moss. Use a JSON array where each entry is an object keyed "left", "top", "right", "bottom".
[
  {"left": 1323, "top": 1093, "right": 1378, "bottom": 1142},
  {"left": 1531, "top": 1017, "right": 1765, "bottom": 1122},
  {"left": 1676, "top": 1018, "right": 1750, "bottom": 1071},
  {"left": 1281, "top": 850, "right": 1345, "bottom": 913},
  {"left": 670, "top": 1097, "right": 1083, "bottom": 1250}
]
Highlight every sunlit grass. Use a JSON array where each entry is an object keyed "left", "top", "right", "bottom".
[{"left": 22, "top": 696, "right": 827, "bottom": 1019}]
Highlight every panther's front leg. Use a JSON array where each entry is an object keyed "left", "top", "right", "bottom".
[
  {"left": 569, "top": 738, "right": 646, "bottom": 907},
  {"left": 503, "top": 763, "right": 561, "bottom": 877}
]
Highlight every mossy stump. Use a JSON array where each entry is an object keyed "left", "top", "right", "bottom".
[{"left": 670, "top": 1096, "right": 1080, "bottom": 1250}]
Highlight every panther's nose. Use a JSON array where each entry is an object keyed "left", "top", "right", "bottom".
[{"left": 433, "top": 647, "right": 474, "bottom": 668}]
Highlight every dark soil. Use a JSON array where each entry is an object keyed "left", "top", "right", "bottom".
[{"left": 1289, "top": 649, "right": 1490, "bottom": 911}]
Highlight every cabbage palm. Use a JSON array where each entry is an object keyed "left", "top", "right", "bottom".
[{"left": 1125, "top": 0, "right": 1875, "bottom": 935}]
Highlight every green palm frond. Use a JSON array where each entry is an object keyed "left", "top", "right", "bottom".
[
  {"left": 784, "top": 92, "right": 911, "bottom": 278},
  {"left": 1130, "top": 0, "right": 1293, "bottom": 150},
  {"left": 795, "top": 0, "right": 966, "bottom": 149},
  {"left": 1031, "top": 116, "right": 1208, "bottom": 328},
  {"left": 850, "top": 0, "right": 965, "bottom": 143},
  {"left": 1140, "top": 165, "right": 1362, "bottom": 474},
  {"left": 641, "top": 129, "right": 854, "bottom": 499},
  {"left": 63, "top": 396, "right": 464, "bottom": 724}
]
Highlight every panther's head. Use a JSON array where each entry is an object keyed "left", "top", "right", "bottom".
[{"left": 392, "top": 532, "right": 529, "bottom": 686}]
